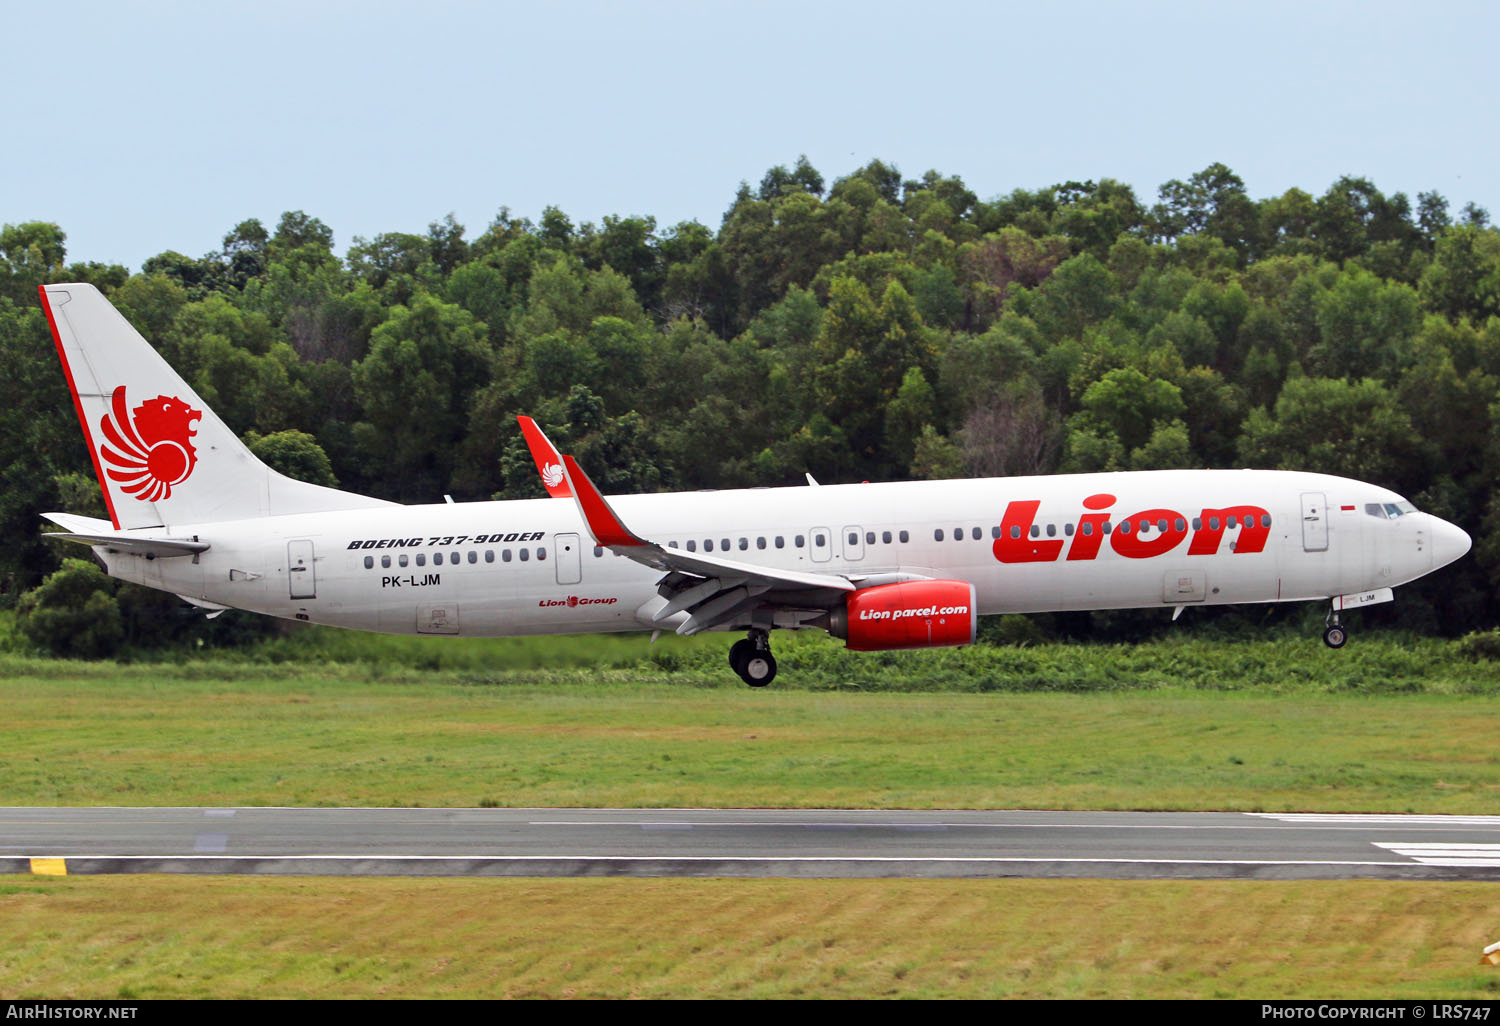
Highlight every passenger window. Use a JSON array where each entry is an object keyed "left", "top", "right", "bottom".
[
  {"left": 363, "top": 555, "right": 373, "bottom": 569},
  {"left": 814, "top": 533, "right": 826, "bottom": 547},
  {"left": 899, "top": 530, "right": 909, "bottom": 543},
  {"left": 1029, "top": 525, "right": 1039, "bottom": 538},
  {"left": 969, "top": 527, "right": 979, "bottom": 540},
  {"left": 775, "top": 536, "right": 785, "bottom": 548},
  {"left": 399, "top": 554, "right": 409, "bottom": 567},
  {"left": 704, "top": 539, "right": 714, "bottom": 552},
  {"left": 434, "top": 553, "right": 444, "bottom": 566},
  {"left": 1227, "top": 516, "right": 1238, "bottom": 529},
  {"left": 795, "top": 535, "right": 805, "bottom": 547},
  {"left": 485, "top": 551, "right": 494, "bottom": 563},
  {"left": 1261, "top": 515, "right": 1272, "bottom": 528},
  {"left": 720, "top": 538, "right": 729, "bottom": 550},
  {"left": 882, "top": 531, "right": 892, "bottom": 544},
  {"left": 1082, "top": 523, "right": 1093, "bottom": 536},
  {"left": 1010, "top": 526, "right": 1021, "bottom": 539},
  {"left": 381, "top": 555, "right": 391, "bottom": 568},
  {"left": 1045, "top": 524, "right": 1056, "bottom": 537},
  {"left": 537, "top": 547, "right": 546, "bottom": 560},
  {"left": 848, "top": 532, "right": 858, "bottom": 546},
  {"left": 468, "top": 551, "right": 477, "bottom": 564},
  {"left": 502, "top": 550, "right": 512, "bottom": 562},
  {"left": 1158, "top": 519, "right": 1168, "bottom": 532},
  {"left": 520, "top": 549, "right": 529, "bottom": 562},
  {"left": 1210, "top": 517, "right": 1220, "bottom": 530},
  {"left": 739, "top": 538, "right": 748, "bottom": 551},
  {"left": 954, "top": 527, "right": 963, "bottom": 540},
  {"left": 1192, "top": 517, "right": 1202, "bottom": 530},
  {"left": 595, "top": 545, "right": 604, "bottom": 557},
  {"left": 687, "top": 540, "right": 697, "bottom": 552},
  {"left": 991, "top": 526, "right": 1001, "bottom": 538},
  {"left": 1119, "top": 521, "right": 1131, "bottom": 535},
  {"left": 1174, "top": 518, "right": 1185, "bottom": 532},
  {"left": 1064, "top": 523, "right": 1074, "bottom": 536},
  {"left": 866, "top": 531, "right": 876, "bottom": 545},
  {"left": 757, "top": 537, "right": 766, "bottom": 550},
  {"left": 934, "top": 529, "right": 944, "bottom": 541},
  {"left": 417, "top": 553, "right": 427, "bottom": 566},
  {"left": 450, "top": 551, "right": 459, "bottom": 564}
]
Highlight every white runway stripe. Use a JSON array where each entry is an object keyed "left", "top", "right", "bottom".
[
  {"left": 1250, "top": 814, "right": 1500, "bottom": 826},
  {"left": 1374, "top": 842, "right": 1500, "bottom": 866}
]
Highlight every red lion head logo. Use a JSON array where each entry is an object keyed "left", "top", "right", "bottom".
[{"left": 97, "top": 385, "right": 202, "bottom": 502}]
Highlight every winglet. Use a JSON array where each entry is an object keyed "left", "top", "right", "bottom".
[
  {"left": 517, "top": 416, "right": 571, "bottom": 498},
  {"left": 560, "top": 454, "right": 646, "bottom": 548}
]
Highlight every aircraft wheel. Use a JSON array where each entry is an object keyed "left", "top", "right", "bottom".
[
  {"left": 1323, "top": 624, "right": 1348, "bottom": 649},
  {"left": 728, "top": 639, "right": 753, "bottom": 674},
  {"left": 740, "top": 650, "right": 777, "bottom": 688}
]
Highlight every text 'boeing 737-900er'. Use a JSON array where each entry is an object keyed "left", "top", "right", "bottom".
[{"left": 37, "top": 283, "right": 1472, "bottom": 686}]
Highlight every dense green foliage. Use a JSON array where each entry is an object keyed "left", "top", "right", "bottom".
[{"left": 3, "top": 160, "right": 1498, "bottom": 646}]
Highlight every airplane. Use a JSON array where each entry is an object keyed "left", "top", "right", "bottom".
[{"left": 36, "top": 282, "right": 1472, "bottom": 686}]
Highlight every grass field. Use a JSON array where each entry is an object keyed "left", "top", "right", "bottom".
[
  {"left": 4, "top": 632, "right": 1500, "bottom": 999},
  {"left": 2, "top": 639, "right": 1499, "bottom": 810},
  {"left": 5, "top": 876, "right": 1500, "bottom": 999}
]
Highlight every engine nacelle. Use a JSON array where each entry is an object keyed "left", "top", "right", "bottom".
[{"left": 829, "top": 580, "right": 978, "bottom": 651}]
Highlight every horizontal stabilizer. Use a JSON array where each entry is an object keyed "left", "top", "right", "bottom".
[{"left": 44, "top": 531, "right": 209, "bottom": 558}]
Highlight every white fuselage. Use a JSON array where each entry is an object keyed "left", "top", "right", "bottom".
[{"left": 96, "top": 469, "right": 1459, "bottom": 639}]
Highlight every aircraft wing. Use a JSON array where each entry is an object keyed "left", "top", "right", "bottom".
[
  {"left": 558, "top": 454, "right": 856, "bottom": 635},
  {"left": 517, "top": 416, "right": 571, "bottom": 498}
]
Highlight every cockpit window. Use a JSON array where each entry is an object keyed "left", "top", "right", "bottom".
[{"left": 1367, "top": 501, "right": 1418, "bottom": 519}]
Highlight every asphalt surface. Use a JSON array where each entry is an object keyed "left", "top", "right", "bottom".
[{"left": 6, "top": 807, "right": 1500, "bottom": 879}]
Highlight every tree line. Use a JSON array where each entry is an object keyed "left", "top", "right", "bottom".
[{"left": 3, "top": 158, "right": 1499, "bottom": 648}]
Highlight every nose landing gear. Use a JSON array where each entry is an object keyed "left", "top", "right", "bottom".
[
  {"left": 1323, "top": 609, "right": 1348, "bottom": 649},
  {"left": 728, "top": 628, "right": 777, "bottom": 687}
]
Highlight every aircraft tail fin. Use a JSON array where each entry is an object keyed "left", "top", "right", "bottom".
[{"left": 40, "top": 283, "right": 395, "bottom": 530}]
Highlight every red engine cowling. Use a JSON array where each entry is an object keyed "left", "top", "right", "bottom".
[{"left": 830, "top": 580, "right": 978, "bottom": 651}]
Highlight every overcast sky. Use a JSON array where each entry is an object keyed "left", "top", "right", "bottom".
[{"left": 5, "top": 0, "right": 1496, "bottom": 271}]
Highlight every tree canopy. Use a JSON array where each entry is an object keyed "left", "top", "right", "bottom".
[{"left": 4, "top": 156, "right": 1499, "bottom": 643}]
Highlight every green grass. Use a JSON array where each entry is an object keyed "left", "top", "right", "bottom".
[
  {"left": 5, "top": 635, "right": 1500, "bottom": 999},
  {"left": 5, "top": 876, "right": 1500, "bottom": 999},
  {"left": 2, "top": 645, "right": 1499, "bottom": 810}
]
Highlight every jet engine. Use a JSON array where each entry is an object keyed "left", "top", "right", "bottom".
[{"left": 828, "top": 580, "right": 978, "bottom": 651}]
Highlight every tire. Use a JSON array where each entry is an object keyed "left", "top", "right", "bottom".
[
  {"left": 728, "top": 639, "right": 754, "bottom": 674},
  {"left": 1323, "top": 624, "right": 1348, "bottom": 649},
  {"left": 741, "top": 650, "right": 777, "bottom": 688}
]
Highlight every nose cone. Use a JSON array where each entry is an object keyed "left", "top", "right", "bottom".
[{"left": 1430, "top": 516, "right": 1472, "bottom": 571}]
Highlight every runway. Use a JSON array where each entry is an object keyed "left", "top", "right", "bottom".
[{"left": 7, "top": 807, "right": 1500, "bottom": 879}]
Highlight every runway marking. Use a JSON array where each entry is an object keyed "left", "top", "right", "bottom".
[
  {"left": 29, "top": 858, "right": 66, "bottom": 876},
  {"left": 1251, "top": 814, "right": 1500, "bottom": 826},
  {"left": 526, "top": 819, "right": 1500, "bottom": 833},
  {"left": 7, "top": 853, "right": 1419, "bottom": 866},
  {"left": 1373, "top": 842, "right": 1500, "bottom": 867}
]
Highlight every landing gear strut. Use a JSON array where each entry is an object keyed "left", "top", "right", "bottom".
[
  {"left": 729, "top": 629, "right": 777, "bottom": 687},
  {"left": 1323, "top": 609, "right": 1348, "bottom": 649}
]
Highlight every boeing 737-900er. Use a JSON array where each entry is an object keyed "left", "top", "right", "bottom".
[{"left": 37, "top": 282, "right": 1472, "bottom": 686}]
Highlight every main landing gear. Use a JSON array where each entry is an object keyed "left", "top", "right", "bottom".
[
  {"left": 729, "top": 628, "right": 777, "bottom": 687},
  {"left": 1323, "top": 609, "right": 1348, "bottom": 649}
]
